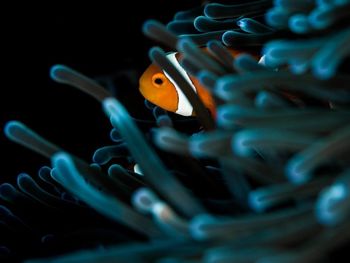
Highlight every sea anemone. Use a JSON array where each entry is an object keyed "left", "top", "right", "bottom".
[{"left": 2, "top": 0, "right": 350, "bottom": 262}]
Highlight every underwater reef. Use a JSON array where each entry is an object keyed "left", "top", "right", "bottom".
[{"left": 2, "top": 0, "right": 350, "bottom": 262}]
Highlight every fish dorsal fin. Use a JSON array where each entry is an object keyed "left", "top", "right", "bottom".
[{"left": 164, "top": 52, "right": 197, "bottom": 116}]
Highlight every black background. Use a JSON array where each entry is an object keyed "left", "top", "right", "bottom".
[{"left": 1, "top": 1, "right": 201, "bottom": 184}]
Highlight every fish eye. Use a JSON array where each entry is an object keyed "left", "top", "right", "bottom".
[
  {"left": 152, "top": 73, "right": 166, "bottom": 88},
  {"left": 154, "top": 78, "right": 163, "bottom": 85}
]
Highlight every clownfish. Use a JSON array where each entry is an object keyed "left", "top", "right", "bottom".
[
  {"left": 139, "top": 49, "right": 264, "bottom": 117},
  {"left": 139, "top": 52, "right": 218, "bottom": 117}
]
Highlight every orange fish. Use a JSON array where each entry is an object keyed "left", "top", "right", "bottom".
[
  {"left": 139, "top": 48, "right": 262, "bottom": 117},
  {"left": 139, "top": 51, "right": 218, "bottom": 117}
]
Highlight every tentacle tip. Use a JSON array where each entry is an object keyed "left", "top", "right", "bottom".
[
  {"left": 0, "top": 205, "right": 13, "bottom": 216},
  {"left": 0, "top": 183, "right": 14, "bottom": 196},
  {"left": 248, "top": 191, "right": 269, "bottom": 213},
  {"left": 102, "top": 97, "right": 118, "bottom": 117},
  {"left": 206, "top": 39, "right": 220, "bottom": 49},
  {"left": 190, "top": 214, "right": 215, "bottom": 240},
  {"left": 313, "top": 64, "right": 335, "bottom": 80},
  {"left": 176, "top": 36, "right": 194, "bottom": 51},
  {"left": 51, "top": 151, "right": 70, "bottom": 167},
  {"left": 307, "top": 9, "right": 325, "bottom": 29},
  {"left": 255, "top": 91, "right": 277, "bottom": 108},
  {"left": 17, "top": 173, "right": 31, "bottom": 185},
  {"left": 197, "top": 70, "right": 212, "bottom": 81},
  {"left": 286, "top": 162, "right": 311, "bottom": 185},
  {"left": 237, "top": 19, "right": 246, "bottom": 28},
  {"left": 38, "top": 166, "right": 51, "bottom": 174},
  {"left": 0, "top": 182, "right": 12, "bottom": 190},
  {"left": 92, "top": 148, "right": 110, "bottom": 165},
  {"left": 156, "top": 115, "right": 173, "bottom": 127},
  {"left": 316, "top": 183, "right": 348, "bottom": 226},
  {"left": 89, "top": 163, "right": 101, "bottom": 171},
  {"left": 92, "top": 150, "right": 102, "bottom": 165},
  {"left": 189, "top": 141, "right": 203, "bottom": 157},
  {"left": 132, "top": 188, "right": 157, "bottom": 213},
  {"left": 221, "top": 31, "right": 234, "bottom": 46},
  {"left": 232, "top": 139, "right": 252, "bottom": 157},
  {"left": 148, "top": 47, "right": 164, "bottom": 61},
  {"left": 50, "top": 64, "right": 67, "bottom": 82},
  {"left": 142, "top": 19, "right": 160, "bottom": 34},
  {"left": 193, "top": 15, "right": 204, "bottom": 30},
  {"left": 265, "top": 10, "right": 275, "bottom": 25},
  {"left": 4, "top": 120, "right": 23, "bottom": 140},
  {"left": 289, "top": 15, "right": 309, "bottom": 34},
  {"left": 203, "top": 3, "right": 219, "bottom": 19}
]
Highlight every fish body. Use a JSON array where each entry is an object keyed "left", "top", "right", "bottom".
[{"left": 139, "top": 51, "right": 218, "bottom": 117}]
